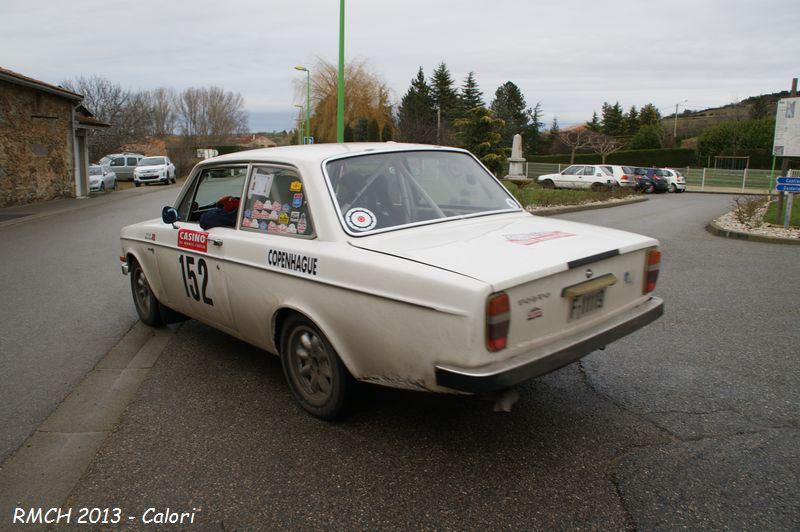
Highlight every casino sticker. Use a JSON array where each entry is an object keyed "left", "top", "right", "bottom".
[
  {"left": 292, "top": 193, "right": 303, "bottom": 208},
  {"left": 290, "top": 180, "right": 303, "bottom": 192},
  {"left": 345, "top": 208, "right": 377, "bottom": 231},
  {"left": 279, "top": 212, "right": 289, "bottom": 225}
]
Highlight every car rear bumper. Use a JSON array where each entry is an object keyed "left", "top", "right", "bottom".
[{"left": 435, "top": 296, "right": 664, "bottom": 393}]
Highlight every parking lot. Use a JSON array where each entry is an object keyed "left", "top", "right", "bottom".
[{"left": 49, "top": 193, "right": 799, "bottom": 530}]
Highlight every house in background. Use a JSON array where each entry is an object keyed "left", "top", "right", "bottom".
[{"left": 0, "top": 67, "right": 109, "bottom": 207}]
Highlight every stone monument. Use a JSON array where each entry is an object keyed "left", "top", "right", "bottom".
[{"left": 505, "top": 133, "right": 527, "bottom": 180}]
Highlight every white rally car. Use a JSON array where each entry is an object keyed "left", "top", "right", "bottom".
[{"left": 120, "top": 143, "right": 663, "bottom": 419}]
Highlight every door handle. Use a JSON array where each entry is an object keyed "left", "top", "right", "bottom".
[{"left": 207, "top": 236, "right": 223, "bottom": 247}]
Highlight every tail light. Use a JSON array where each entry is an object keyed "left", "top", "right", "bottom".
[
  {"left": 643, "top": 249, "right": 661, "bottom": 294},
  {"left": 486, "top": 292, "right": 510, "bottom": 352},
  {"left": 621, "top": 174, "right": 629, "bottom": 182}
]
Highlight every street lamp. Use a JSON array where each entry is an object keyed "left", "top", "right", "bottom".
[
  {"left": 294, "top": 66, "right": 311, "bottom": 143},
  {"left": 673, "top": 99, "right": 688, "bottom": 140},
  {"left": 293, "top": 104, "right": 304, "bottom": 145}
]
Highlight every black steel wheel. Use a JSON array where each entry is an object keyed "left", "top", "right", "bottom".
[
  {"left": 280, "top": 315, "right": 354, "bottom": 420},
  {"left": 129, "top": 259, "right": 163, "bottom": 326}
]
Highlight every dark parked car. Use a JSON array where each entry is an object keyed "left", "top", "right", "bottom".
[{"left": 633, "top": 167, "right": 669, "bottom": 193}]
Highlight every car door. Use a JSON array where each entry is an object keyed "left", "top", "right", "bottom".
[
  {"left": 217, "top": 164, "right": 318, "bottom": 349},
  {"left": 559, "top": 165, "right": 583, "bottom": 188},
  {"left": 153, "top": 164, "right": 248, "bottom": 334},
  {"left": 575, "top": 165, "right": 595, "bottom": 189}
]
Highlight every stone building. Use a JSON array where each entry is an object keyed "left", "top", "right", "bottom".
[{"left": 0, "top": 67, "right": 108, "bottom": 207}]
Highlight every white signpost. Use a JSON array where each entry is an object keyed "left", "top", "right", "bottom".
[
  {"left": 773, "top": 96, "right": 800, "bottom": 228},
  {"left": 773, "top": 97, "right": 800, "bottom": 157}
]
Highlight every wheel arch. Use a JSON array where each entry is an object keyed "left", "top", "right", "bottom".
[{"left": 271, "top": 305, "right": 359, "bottom": 379}]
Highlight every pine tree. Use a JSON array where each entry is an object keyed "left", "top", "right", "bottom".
[
  {"left": 459, "top": 71, "right": 484, "bottom": 111},
  {"left": 624, "top": 105, "right": 639, "bottom": 135},
  {"left": 490, "top": 81, "right": 530, "bottom": 148},
  {"left": 524, "top": 102, "right": 544, "bottom": 157},
  {"left": 587, "top": 112, "right": 601, "bottom": 132},
  {"left": 550, "top": 117, "right": 560, "bottom": 135},
  {"left": 454, "top": 107, "right": 506, "bottom": 175},
  {"left": 397, "top": 67, "right": 437, "bottom": 144},
  {"left": 638, "top": 103, "right": 662, "bottom": 127},
  {"left": 601, "top": 101, "right": 625, "bottom": 136},
  {"left": 429, "top": 62, "right": 461, "bottom": 144}
]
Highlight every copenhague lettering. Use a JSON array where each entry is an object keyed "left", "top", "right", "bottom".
[{"left": 267, "top": 249, "right": 319, "bottom": 276}]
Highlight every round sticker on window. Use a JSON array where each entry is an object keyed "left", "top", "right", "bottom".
[
  {"left": 506, "top": 198, "right": 519, "bottom": 208},
  {"left": 345, "top": 208, "right": 377, "bottom": 231}
]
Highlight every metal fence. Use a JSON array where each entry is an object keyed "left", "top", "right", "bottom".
[{"left": 505, "top": 162, "right": 797, "bottom": 194}]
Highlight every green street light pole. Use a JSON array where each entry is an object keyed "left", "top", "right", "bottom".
[
  {"left": 294, "top": 66, "right": 311, "bottom": 143},
  {"left": 337, "top": 0, "right": 345, "bottom": 142}
]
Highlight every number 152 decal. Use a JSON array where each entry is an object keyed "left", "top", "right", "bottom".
[{"left": 179, "top": 255, "right": 214, "bottom": 306}]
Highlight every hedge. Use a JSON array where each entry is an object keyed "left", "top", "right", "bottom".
[{"left": 528, "top": 148, "right": 697, "bottom": 168}]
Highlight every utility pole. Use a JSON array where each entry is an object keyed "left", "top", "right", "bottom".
[
  {"left": 776, "top": 78, "right": 798, "bottom": 224},
  {"left": 673, "top": 99, "right": 687, "bottom": 142}
]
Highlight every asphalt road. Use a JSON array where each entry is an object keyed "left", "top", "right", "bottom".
[
  {"left": 0, "top": 184, "right": 182, "bottom": 464},
  {"left": 58, "top": 193, "right": 798, "bottom": 530}
]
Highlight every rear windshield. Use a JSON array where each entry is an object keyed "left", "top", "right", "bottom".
[
  {"left": 325, "top": 150, "right": 519, "bottom": 235},
  {"left": 139, "top": 157, "right": 166, "bottom": 166}
]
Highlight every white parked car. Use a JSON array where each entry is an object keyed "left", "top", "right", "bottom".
[
  {"left": 133, "top": 156, "right": 176, "bottom": 186},
  {"left": 600, "top": 165, "right": 638, "bottom": 188},
  {"left": 655, "top": 168, "right": 687, "bottom": 193},
  {"left": 537, "top": 165, "right": 618, "bottom": 191},
  {"left": 120, "top": 143, "right": 663, "bottom": 419},
  {"left": 88, "top": 164, "right": 117, "bottom": 192}
]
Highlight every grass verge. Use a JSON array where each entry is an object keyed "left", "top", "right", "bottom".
[
  {"left": 501, "top": 181, "right": 639, "bottom": 208},
  {"left": 764, "top": 197, "right": 800, "bottom": 227}
]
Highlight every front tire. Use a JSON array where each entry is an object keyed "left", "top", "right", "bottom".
[
  {"left": 540, "top": 179, "right": 555, "bottom": 189},
  {"left": 129, "top": 259, "right": 164, "bottom": 326},
  {"left": 134, "top": 181, "right": 141, "bottom": 187},
  {"left": 280, "top": 315, "right": 354, "bottom": 420}
]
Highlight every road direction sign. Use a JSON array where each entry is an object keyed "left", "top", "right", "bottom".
[
  {"left": 776, "top": 184, "right": 800, "bottom": 192},
  {"left": 776, "top": 176, "right": 800, "bottom": 185}
]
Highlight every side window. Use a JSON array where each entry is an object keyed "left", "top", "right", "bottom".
[
  {"left": 240, "top": 165, "right": 313, "bottom": 237},
  {"left": 563, "top": 166, "right": 580, "bottom": 175},
  {"left": 176, "top": 166, "right": 248, "bottom": 223},
  {"left": 110, "top": 157, "right": 124, "bottom": 167},
  {"left": 127, "top": 157, "right": 138, "bottom": 166}
]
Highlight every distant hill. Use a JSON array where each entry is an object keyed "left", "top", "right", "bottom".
[{"left": 663, "top": 90, "right": 790, "bottom": 143}]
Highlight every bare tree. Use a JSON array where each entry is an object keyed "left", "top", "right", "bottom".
[
  {"left": 556, "top": 128, "right": 593, "bottom": 163},
  {"left": 62, "top": 76, "right": 147, "bottom": 160},
  {"left": 146, "top": 87, "right": 177, "bottom": 136},
  {"left": 176, "top": 87, "right": 248, "bottom": 142},
  {"left": 586, "top": 132, "right": 628, "bottom": 163}
]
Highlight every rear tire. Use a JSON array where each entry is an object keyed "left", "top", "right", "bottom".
[
  {"left": 669, "top": 183, "right": 677, "bottom": 193},
  {"left": 280, "top": 315, "right": 354, "bottom": 420},
  {"left": 129, "top": 259, "right": 164, "bottom": 326},
  {"left": 645, "top": 184, "right": 654, "bottom": 194}
]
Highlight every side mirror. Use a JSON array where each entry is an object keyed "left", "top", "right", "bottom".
[{"left": 162, "top": 206, "right": 179, "bottom": 227}]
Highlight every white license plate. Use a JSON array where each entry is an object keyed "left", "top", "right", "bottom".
[{"left": 569, "top": 288, "right": 606, "bottom": 320}]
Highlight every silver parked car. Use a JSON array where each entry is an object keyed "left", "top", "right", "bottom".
[
  {"left": 88, "top": 164, "right": 117, "bottom": 192},
  {"left": 101, "top": 153, "right": 144, "bottom": 181}
]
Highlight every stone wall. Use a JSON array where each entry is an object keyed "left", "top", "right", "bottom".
[{"left": 0, "top": 81, "right": 75, "bottom": 207}]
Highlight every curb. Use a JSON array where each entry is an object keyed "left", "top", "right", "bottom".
[
  {"left": 529, "top": 195, "right": 648, "bottom": 216},
  {"left": 705, "top": 219, "right": 800, "bottom": 245}
]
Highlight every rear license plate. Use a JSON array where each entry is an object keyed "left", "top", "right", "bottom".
[
  {"left": 568, "top": 288, "right": 605, "bottom": 320},
  {"left": 561, "top": 273, "right": 617, "bottom": 321}
]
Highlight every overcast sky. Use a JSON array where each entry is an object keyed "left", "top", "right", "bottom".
[{"left": 2, "top": 0, "right": 798, "bottom": 132}]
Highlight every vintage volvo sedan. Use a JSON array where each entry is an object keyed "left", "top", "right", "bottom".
[{"left": 120, "top": 143, "right": 663, "bottom": 419}]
